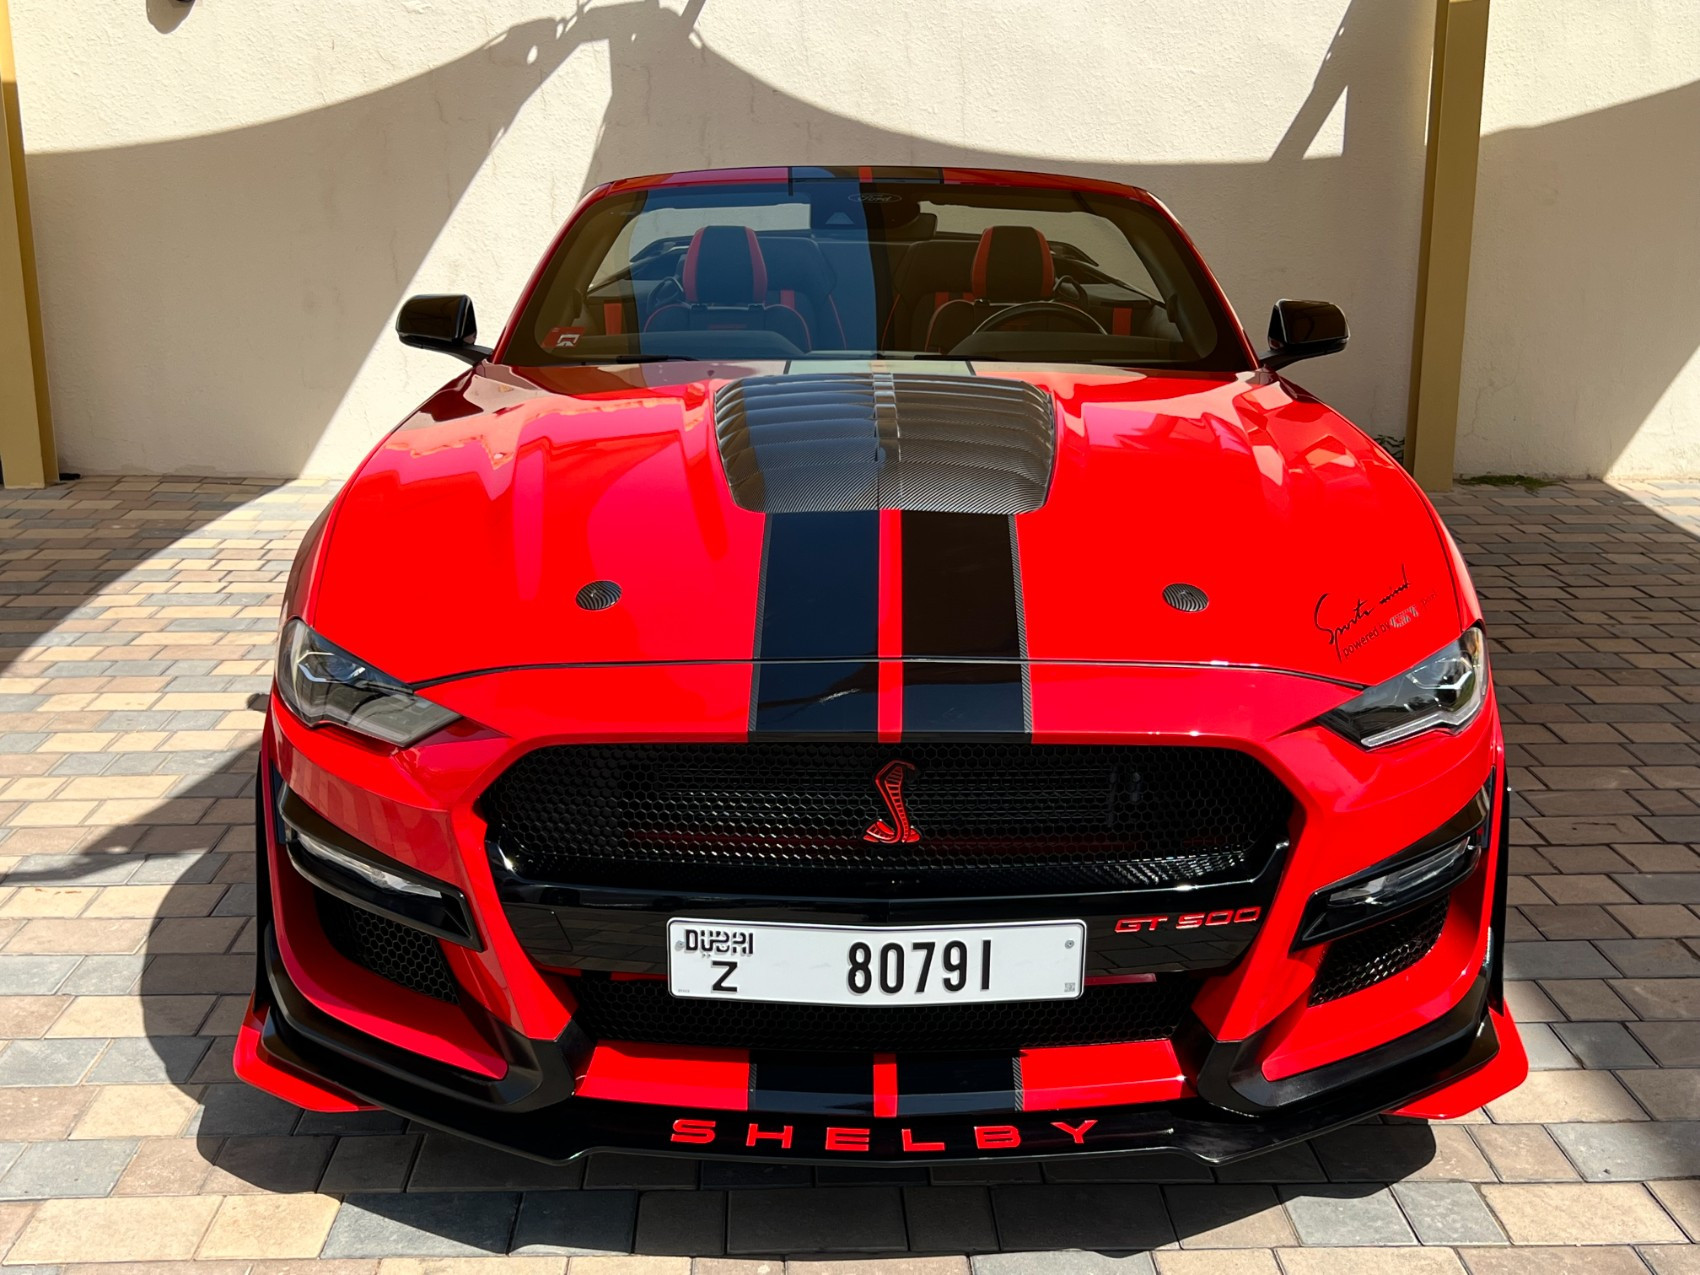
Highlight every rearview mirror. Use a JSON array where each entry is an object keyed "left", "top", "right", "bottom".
[
  {"left": 1261, "top": 299, "right": 1348, "bottom": 371},
  {"left": 397, "top": 294, "right": 492, "bottom": 365}
]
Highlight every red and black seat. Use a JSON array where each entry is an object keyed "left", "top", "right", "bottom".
[
  {"left": 882, "top": 239, "right": 979, "bottom": 350},
  {"left": 924, "top": 225, "right": 1058, "bottom": 352},
  {"left": 759, "top": 236, "right": 846, "bottom": 349},
  {"left": 643, "top": 226, "right": 811, "bottom": 351}
]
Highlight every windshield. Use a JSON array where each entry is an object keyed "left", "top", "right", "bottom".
[{"left": 503, "top": 174, "right": 1251, "bottom": 372}]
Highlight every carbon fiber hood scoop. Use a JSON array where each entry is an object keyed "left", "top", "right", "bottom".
[{"left": 713, "top": 372, "right": 1056, "bottom": 514}]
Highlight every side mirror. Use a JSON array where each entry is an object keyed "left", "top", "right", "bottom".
[
  {"left": 397, "top": 294, "right": 492, "bottom": 365},
  {"left": 1261, "top": 299, "right": 1348, "bottom": 371}
]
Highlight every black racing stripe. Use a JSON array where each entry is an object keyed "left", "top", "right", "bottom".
[
  {"left": 752, "top": 511, "right": 879, "bottom": 735},
  {"left": 749, "top": 1052, "right": 874, "bottom": 1116},
  {"left": 901, "top": 511, "right": 1027, "bottom": 736},
  {"left": 895, "top": 1053, "right": 1020, "bottom": 1116}
]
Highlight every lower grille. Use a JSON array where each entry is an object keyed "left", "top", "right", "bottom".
[
  {"left": 314, "top": 889, "right": 458, "bottom": 1004},
  {"left": 1310, "top": 898, "right": 1449, "bottom": 1005},
  {"left": 483, "top": 742, "right": 1292, "bottom": 897},
  {"left": 564, "top": 976, "right": 1195, "bottom": 1052}
]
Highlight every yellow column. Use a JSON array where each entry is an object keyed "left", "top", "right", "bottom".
[
  {"left": 1407, "top": 0, "right": 1491, "bottom": 493},
  {"left": 0, "top": 0, "right": 55, "bottom": 488}
]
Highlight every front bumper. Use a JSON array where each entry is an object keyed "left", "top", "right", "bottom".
[
  {"left": 246, "top": 920, "right": 1516, "bottom": 1165},
  {"left": 240, "top": 660, "right": 1527, "bottom": 1164}
]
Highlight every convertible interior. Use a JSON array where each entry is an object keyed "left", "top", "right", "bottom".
[{"left": 512, "top": 178, "right": 1236, "bottom": 369}]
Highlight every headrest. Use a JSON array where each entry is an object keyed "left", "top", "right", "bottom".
[
  {"left": 683, "top": 226, "right": 768, "bottom": 305},
  {"left": 756, "top": 236, "right": 836, "bottom": 295},
  {"left": 890, "top": 239, "right": 978, "bottom": 297},
  {"left": 971, "top": 226, "right": 1055, "bottom": 302}
]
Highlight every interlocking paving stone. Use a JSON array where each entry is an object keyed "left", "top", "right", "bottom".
[
  {"left": 322, "top": 1190, "right": 522, "bottom": 1258},
  {"left": 1390, "top": 1182, "right": 1508, "bottom": 1245},
  {"left": 188, "top": 1082, "right": 301, "bottom": 1136},
  {"left": 1480, "top": 1182, "right": 1685, "bottom": 1244},
  {"left": 634, "top": 1188, "right": 728, "bottom": 1256},
  {"left": 1631, "top": 1020, "right": 1700, "bottom": 1066},
  {"left": 1619, "top": 1067, "right": 1700, "bottom": 1119},
  {"left": 1467, "top": 1125, "right": 1578, "bottom": 1182},
  {"left": 902, "top": 1184, "right": 999, "bottom": 1253},
  {"left": 83, "top": 1034, "right": 211, "bottom": 1084},
  {"left": 319, "top": 1132, "right": 419, "bottom": 1194},
  {"left": 1278, "top": 1185, "right": 1416, "bottom": 1246},
  {"left": 699, "top": 1162, "right": 813, "bottom": 1190},
  {"left": 1164, "top": 1184, "right": 1295, "bottom": 1248},
  {"left": 1275, "top": 1250, "right": 1465, "bottom": 1274},
  {"left": 1212, "top": 1142, "right": 1326, "bottom": 1184},
  {"left": 204, "top": 1133, "right": 333, "bottom": 1194},
  {"left": 582, "top": 1152, "right": 699, "bottom": 1191},
  {"left": 1548, "top": 1120, "right": 1700, "bottom": 1181},
  {"left": 726, "top": 1186, "right": 909, "bottom": 1255},
  {"left": 407, "top": 1133, "right": 584, "bottom": 1192},
  {"left": 1041, "top": 1153, "right": 1212, "bottom": 1183},
  {"left": 988, "top": 1184, "right": 1174, "bottom": 1252},
  {"left": 1482, "top": 1070, "right": 1648, "bottom": 1123},
  {"left": 0, "top": 1038, "right": 103, "bottom": 1087},
  {"left": 510, "top": 1188, "right": 638, "bottom": 1255},
  {"left": 1551, "top": 1021, "right": 1658, "bottom": 1068},
  {"left": 0, "top": 1137, "right": 136, "bottom": 1198},
  {"left": 1515, "top": 1022, "right": 1579, "bottom": 1070},
  {"left": 0, "top": 955, "right": 78, "bottom": 994},
  {"left": 1503, "top": 941, "right": 1619, "bottom": 980},
  {"left": 973, "top": 1254, "right": 1156, "bottom": 1274}
]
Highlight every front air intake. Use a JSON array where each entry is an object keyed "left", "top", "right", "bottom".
[{"left": 713, "top": 372, "right": 1056, "bottom": 514}]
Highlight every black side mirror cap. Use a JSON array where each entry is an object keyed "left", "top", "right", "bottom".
[
  {"left": 397, "top": 294, "right": 493, "bottom": 365},
  {"left": 1261, "top": 299, "right": 1348, "bottom": 371}
]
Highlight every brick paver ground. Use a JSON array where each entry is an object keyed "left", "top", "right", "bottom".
[{"left": 1, "top": 474, "right": 1699, "bottom": 1273}]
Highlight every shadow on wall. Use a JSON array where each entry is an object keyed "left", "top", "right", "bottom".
[
  {"left": 28, "top": 18, "right": 582, "bottom": 477},
  {"left": 27, "top": 0, "right": 1438, "bottom": 477},
  {"left": 26, "top": 2, "right": 1700, "bottom": 478},
  {"left": 145, "top": 0, "right": 192, "bottom": 35},
  {"left": 1459, "top": 79, "right": 1700, "bottom": 478}
]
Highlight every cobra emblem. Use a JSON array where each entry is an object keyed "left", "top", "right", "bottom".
[{"left": 864, "top": 759, "right": 921, "bottom": 844}]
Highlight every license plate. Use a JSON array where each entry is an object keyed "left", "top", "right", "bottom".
[{"left": 666, "top": 918, "right": 1086, "bottom": 1006}]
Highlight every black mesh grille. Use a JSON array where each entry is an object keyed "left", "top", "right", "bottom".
[
  {"left": 714, "top": 373, "right": 1056, "bottom": 515},
  {"left": 314, "top": 889, "right": 459, "bottom": 1004},
  {"left": 482, "top": 743, "right": 1292, "bottom": 897},
  {"left": 1310, "top": 898, "right": 1449, "bottom": 1005},
  {"left": 566, "top": 975, "right": 1194, "bottom": 1051}
]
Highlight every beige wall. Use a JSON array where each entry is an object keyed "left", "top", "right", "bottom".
[
  {"left": 1456, "top": 0, "right": 1700, "bottom": 479},
  {"left": 7, "top": 0, "right": 1694, "bottom": 480}
]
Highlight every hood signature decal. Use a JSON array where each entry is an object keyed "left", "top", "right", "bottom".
[{"left": 1313, "top": 564, "right": 1435, "bottom": 662}]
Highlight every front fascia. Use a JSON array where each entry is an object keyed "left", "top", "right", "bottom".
[{"left": 268, "top": 657, "right": 1500, "bottom": 1083}]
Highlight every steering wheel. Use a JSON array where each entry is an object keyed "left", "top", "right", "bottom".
[
  {"left": 1053, "top": 274, "right": 1091, "bottom": 307},
  {"left": 972, "top": 301, "right": 1105, "bottom": 336}
]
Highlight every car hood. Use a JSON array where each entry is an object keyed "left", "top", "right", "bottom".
[{"left": 311, "top": 360, "right": 1461, "bottom": 689}]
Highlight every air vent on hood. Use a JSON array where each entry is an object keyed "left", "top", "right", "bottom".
[{"left": 713, "top": 372, "right": 1056, "bottom": 514}]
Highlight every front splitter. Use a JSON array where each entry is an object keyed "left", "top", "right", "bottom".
[{"left": 249, "top": 929, "right": 1502, "bottom": 1167}]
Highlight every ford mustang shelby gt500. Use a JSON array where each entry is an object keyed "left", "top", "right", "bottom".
[{"left": 238, "top": 166, "right": 1526, "bottom": 1164}]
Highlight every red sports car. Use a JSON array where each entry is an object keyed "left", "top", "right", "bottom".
[{"left": 238, "top": 166, "right": 1526, "bottom": 1164}]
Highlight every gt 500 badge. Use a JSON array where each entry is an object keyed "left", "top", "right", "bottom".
[{"left": 1115, "top": 906, "right": 1262, "bottom": 934}]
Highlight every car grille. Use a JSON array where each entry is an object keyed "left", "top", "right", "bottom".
[
  {"left": 314, "top": 888, "right": 458, "bottom": 1004},
  {"left": 565, "top": 975, "right": 1196, "bottom": 1052},
  {"left": 1309, "top": 898, "right": 1449, "bottom": 1005},
  {"left": 482, "top": 742, "right": 1292, "bottom": 897}
]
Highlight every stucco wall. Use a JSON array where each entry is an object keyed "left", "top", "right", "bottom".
[
  {"left": 8, "top": 0, "right": 1693, "bottom": 480},
  {"left": 1455, "top": 0, "right": 1700, "bottom": 480}
]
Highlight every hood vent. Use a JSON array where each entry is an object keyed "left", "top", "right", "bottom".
[{"left": 713, "top": 372, "right": 1056, "bottom": 514}]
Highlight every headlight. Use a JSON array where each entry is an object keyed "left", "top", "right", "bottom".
[
  {"left": 1319, "top": 627, "right": 1487, "bottom": 749},
  {"left": 276, "top": 619, "right": 459, "bottom": 746}
]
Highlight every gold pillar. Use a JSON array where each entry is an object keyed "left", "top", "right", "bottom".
[
  {"left": 1407, "top": 0, "right": 1491, "bottom": 492},
  {"left": 0, "top": 0, "right": 55, "bottom": 488}
]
